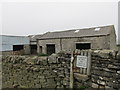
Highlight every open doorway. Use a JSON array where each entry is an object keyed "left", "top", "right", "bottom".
[
  {"left": 30, "top": 45, "right": 37, "bottom": 54},
  {"left": 46, "top": 44, "right": 55, "bottom": 55},
  {"left": 39, "top": 46, "right": 42, "bottom": 54},
  {"left": 13, "top": 45, "right": 24, "bottom": 51},
  {"left": 76, "top": 43, "right": 91, "bottom": 50}
]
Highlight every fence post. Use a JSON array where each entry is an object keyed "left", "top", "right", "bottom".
[
  {"left": 87, "top": 51, "right": 91, "bottom": 75},
  {"left": 70, "top": 51, "right": 74, "bottom": 88}
]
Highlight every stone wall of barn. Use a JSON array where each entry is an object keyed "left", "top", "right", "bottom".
[
  {"left": 37, "top": 35, "right": 112, "bottom": 54},
  {"left": 37, "top": 39, "right": 61, "bottom": 54},
  {"left": 60, "top": 36, "right": 110, "bottom": 52}
]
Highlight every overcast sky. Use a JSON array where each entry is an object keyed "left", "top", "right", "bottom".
[{"left": 0, "top": 0, "right": 119, "bottom": 43}]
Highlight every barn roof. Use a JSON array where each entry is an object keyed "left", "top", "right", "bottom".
[
  {"left": 28, "top": 34, "right": 43, "bottom": 42},
  {"left": 38, "top": 25, "right": 114, "bottom": 40}
]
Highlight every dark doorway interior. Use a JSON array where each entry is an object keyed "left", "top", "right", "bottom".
[
  {"left": 13, "top": 45, "right": 24, "bottom": 51},
  {"left": 76, "top": 43, "right": 91, "bottom": 50},
  {"left": 30, "top": 45, "right": 37, "bottom": 54},
  {"left": 39, "top": 46, "right": 42, "bottom": 54},
  {"left": 46, "top": 44, "right": 55, "bottom": 55}
]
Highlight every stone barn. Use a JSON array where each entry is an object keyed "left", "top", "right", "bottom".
[
  {"left": 37, "top": 25, "right": 116, "bottom": 55},
  {"left": 29, "top": 35, "right": 43, "bottom": 54}
]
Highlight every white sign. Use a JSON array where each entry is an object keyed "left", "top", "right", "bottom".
[{"left": 76, "top": 55, "right": 88, "bottom": 68}]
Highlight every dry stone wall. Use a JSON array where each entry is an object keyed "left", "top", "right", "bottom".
[
  {"left": 91, "top": 50, "right": 120, "bottom": 89},
  {"left": 1, "top": 50, "right": 120, "bottom": 89},
  {"left": 2, "top": 53, "right": 70, "bottom": 88}
]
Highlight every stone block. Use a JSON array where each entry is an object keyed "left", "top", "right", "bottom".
[
  {"left": 97, "top": 80, "right": 106, "bottom": 85},
  {"left": 74, "top": 73, "right": 89, "bottom": 82},
  {"left": 23, "top": 57, "right": 35, "bottom": 65},
  {"left": 113, "top": 83, "right": 120, "bottom": 88},
  {"left": 117, "top": 71, "right": 120, "bottom": 74},
  {"left": 99, "top": 85, "right": 105, "bottom": 88},
  {"left": 92, "top": 83, "right": 98, "bottom": 88},
  {"left": 58, "top": 73, "right": 64, "bottom": 77},
  {"left": 103, "top": 68, "right": 116, "bottom": 73},
  {"left": 62, "top": 80, "right": 69, "bottom": 85},
  {"left": 32, "top": 67, "right": 40, "bottom": 72},
  {"left": 108, "top": 64, "right": 120, "bottom": 70},
  {"left": 105, "top": 86, "right": 112, "bottom": 90},
  {"left": 40, "top": 78, "right": 46, "bottom": 83},
  {"left": 38, "top": 76, "right": 45, "bottom": 79},
  {"left": 95, "top": 50, "right": 112, "bottom": 59},
  {"left": 48, "top": 54, "right": 58, "bottom": 64},
  {"left": 116, "top": 51, "right": 120, "bottom": 60}
]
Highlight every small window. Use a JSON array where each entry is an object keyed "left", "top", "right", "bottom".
[{"left": 76, "top": 43, "right": 91, "bottom": 50}]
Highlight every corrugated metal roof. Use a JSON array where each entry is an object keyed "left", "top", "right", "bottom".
[
  {"left": 39, "top": 25, "right": 114, "bottom": 39},
  {"left": 0, "top": 35, "right": 30, "bottom": 51}
]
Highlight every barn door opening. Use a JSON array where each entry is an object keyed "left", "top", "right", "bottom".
[
  {"left": 13, "top": 45, "right": 24, "bottom": 51},
  {"left": 76, "top": 43, "right": 91, "bottom": 50},
  {"left": 39, "top": 46, "right": 42, "bottom": 54},
  {"left": 46, "top": 44, "right": 55, "bottom": 55},
  {"left": 30, "top": 45, "right": 37, "bottom": 54}
]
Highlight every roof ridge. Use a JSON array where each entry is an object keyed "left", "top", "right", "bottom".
[
  {"left": 47, "top": 25, "right": 114, "bottom": 33},
  {"left": 38, "top": 25, "right": 114, "bottom": 40}
]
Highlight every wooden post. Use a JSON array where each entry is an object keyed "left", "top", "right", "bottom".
[
  {"left": 87, "top": 51, "right": 91, "bottom": 75},
  {"left": 80, "top": 51, "right": 83, "bottom": 74},
  {"left": 70, "top": 51, "right": 74, "bottom": 88},
  {"left": 83, "top": 50, "right": 87, "bottom": 74}
]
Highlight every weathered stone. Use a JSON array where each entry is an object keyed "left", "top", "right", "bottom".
[
  {"left": 48, "top": 54, "right": 58, "bottom": 64},
  {"left": 40, "top": 78, "right": 46, "bottom": 83},
  {"left": 96, "top": 50, "right": 112, "bottom": 59},
  {"left": 58, "top": 73, "right": 64, "bottom": 77},
  {"left": 116, "top": 51, "right": 120, "bottom": 60},
  {"left": 99, "top": 85, "right": 105, "bottom": 88},
  {"left": 32, "top": 67, "right": 39, "bottom": 72},
  {"left": 46, "top": 79, "right": 56, "bottom": 87},
  {"left": 23, "top": 57, "right": 35, "bottom": 65},
  {"left": 108, "top": 64, "right": 120, "bottom": 70},
  {"left": 113, "top": 83, "right": 120, "bottom": 88},
  {"left": 97, "top": 80, "right": 106, "bottom": 85},
  {"left": 98, "top": 76, "right": 104, "bottom": 80},
  {"left": 112, "top": 73, "right": 120, "bottom": 79},
  {"left": 56, "top": 82, "right": 61, "bottom": 86},
  {"left": 74, "top": 73, "right": 89, "bottom": 82},
  {"left": 42, "top": 60, "right": 48, "bottom": 66},
  {"left": 38, "top": 76, "right": 45, "bottom": 79},
  {"left": 103, "top": 68, "right": 116, "bottom": 73},
  {"left": 117, "top": 71, "right": 120, "bottom": 74},
  {"left": 92, "top": 83, "right": 98, "bottom": 88},
  {"left": 62, "top": 80, "right": 69, "bottom": 85},
  {"left": 105, "top": 86, "right": 111, "bottom": 90}
]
